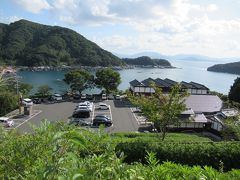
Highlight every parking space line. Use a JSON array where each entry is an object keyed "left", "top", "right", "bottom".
[
  {"left": 109, "top": 105, "right": 112, "bottom": 121},
  {"left": 15, "top": 110, "right": 42, "bottom": 129},
  {"left": 92, "top": 104, "right": 95, "bottom": 122},
  {"left": 130, "top": 108, "right": 139, "bottom": 123}
]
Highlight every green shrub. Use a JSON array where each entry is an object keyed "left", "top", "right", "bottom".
[
  {"left": 0, "top": 122, "right": 240, "bottom": 178},
  {"left": 116, "top": 141, "right": 240, "bottom": 171}
]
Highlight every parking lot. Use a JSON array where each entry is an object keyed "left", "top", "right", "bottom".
[{"left": 14, "top": 99, "right": 140, "bottom": 133}]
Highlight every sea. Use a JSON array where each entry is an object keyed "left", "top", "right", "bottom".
[{"left": 17, "top": 60, "right": 239, "bottom": 95}]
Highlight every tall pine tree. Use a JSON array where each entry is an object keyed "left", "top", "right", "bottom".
[{"left": 229, "top": 77, "right": 240, "bottom": 103}]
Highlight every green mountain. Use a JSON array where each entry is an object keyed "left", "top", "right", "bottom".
[
  {"left": 122, "top": 56, "right": 172, "bottom": 67},
  {"left": 207, "top": 61, "right": 240, "bottom": 75},
  {"left": 0, "top": 19, "right": 123, "bottom": 67}
]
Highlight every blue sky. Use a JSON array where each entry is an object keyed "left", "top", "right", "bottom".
[{"left": 1, "top": 0, "right": 240, "bottom": 58}]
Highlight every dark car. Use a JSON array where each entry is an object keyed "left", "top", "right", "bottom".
[
  {"left": 72, "top": 110, "right": 90, "bottom": 118},
  {"left": 69, "top": 119, "right": 91, "bottom": 126},
  {"left": 32, "top": 98, "right": 41, "bottom": 104},
  {"left": 95, "top": 114, "right": 111, "bottom": 121},
  {"left": 73, "top": 94, "right": 81, "bottom": 100},
  {"left": 86, "top": 94, "right": 94, "bottom": 100},
  {"left": 92, "top": 116, "right": 112, "bottom": 127}
]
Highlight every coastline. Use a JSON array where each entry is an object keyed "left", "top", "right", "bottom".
[{"left": 15, "top": 65, "right": 176, "bottom": 72}]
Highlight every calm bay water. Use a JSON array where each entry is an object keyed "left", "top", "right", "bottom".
[{"left": 18, "top": 60, "right": 239, "bottom": 95}]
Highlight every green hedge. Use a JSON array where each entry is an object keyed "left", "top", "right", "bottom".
[{"left": 115, "top": 141, "right": 240, "bottom": 171}]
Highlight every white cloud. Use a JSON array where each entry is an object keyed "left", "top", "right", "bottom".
[
  {"left": 206, "top": 4, "right": 218, "bottom": 12},
  {"left": 0, "top": 14, "right": 22, "bottom": 24},
  {"left": 10, "top": 0, "right": 240, "bottom": 57},
  {"left": 13, "top": 0, "right": 51, "bottom": 14}
]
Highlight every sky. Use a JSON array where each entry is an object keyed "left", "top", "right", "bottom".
[{"left": 1, "top": 0, "right": 240, "bottom": 58}]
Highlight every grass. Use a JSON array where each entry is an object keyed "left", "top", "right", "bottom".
[{"left": 110, "top": 132, "right": 212, "bottom": 143}]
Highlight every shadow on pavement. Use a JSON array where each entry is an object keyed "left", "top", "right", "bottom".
[{"left": 113, "top": 99, "right": 133, "bottom": 108}]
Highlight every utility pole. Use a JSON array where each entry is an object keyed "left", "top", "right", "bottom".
[
  {"left": 16, "top": 74, "right": 19, "bottom": 95},
  {"left": 14, "top": 72, "right": 22, "bottom": 114}
]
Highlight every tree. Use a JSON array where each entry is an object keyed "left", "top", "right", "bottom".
[
  {"left": 229, "top": 77, "right": 240, "bottom": 103},
  {"left": 36, "top": 85, "right": 52, "bottom": 97},
  {"left": 19, "top": 83, "right": 33, "bottom": 97},
  {"left": 95, "top": 68, "right": 121, "bottom": 94},
  {"left": 128, "top": 83, "right": 187, "bottom": 140},
  {"left": 63, "top": 70, "right": 94, "bottom": 94},
  {"left": 0, "top": 91, "right": 18, "bottom": 116},
  {"left": 221, "top": 116, "right": 240, "bottom": 141}
]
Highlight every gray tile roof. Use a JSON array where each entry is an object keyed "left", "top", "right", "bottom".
[
  {"left": 190, "top": 82, "right": 209, "bottom": 90},
  {"left": 130, "top": 79, "right": 144, "bottom": 87},
  {"left": 181, "top": 81, "right": 193, "bottom": 89},
  {"left": 164, "top": 78, "right": 177, "bottom": 86},
  {"left": 193, "top": 113, "right": 208, "bottom": 123},
  {"left": 130, "top": 78, "right": 209, "bottom": 91},
  {"left": 185, "top": 95, "right": 222, "bottom": 113},
  {"left": 155, "top": 78, "right": 172, "bottom": 87},
  {"left": 141, "top": 78, "right": 155, "bottom": 86}
]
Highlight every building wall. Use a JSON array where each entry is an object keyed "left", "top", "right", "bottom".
[
  {"left": 131, "top": 86, "right": 155, "bottom": 94},
  {"left": 168, "top": 122, "right": 205, "bottom": 128},
  {"left": 211, "top": 121, "right": 223, "bottom": 131}
]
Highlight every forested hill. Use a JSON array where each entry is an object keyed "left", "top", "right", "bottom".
[
  {"left": 0, "top": 19, "right": 123, "bottom": 67},
  {"left": 122, "top": 56, "right": 172, "bottom": 67},
  {"left": 207, "top": 61, "right": 240, "bottom": 75}
]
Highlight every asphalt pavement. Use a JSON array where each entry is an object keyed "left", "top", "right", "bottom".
[{"left": 15, "top": 99, "right": 140, "bottom": 133}]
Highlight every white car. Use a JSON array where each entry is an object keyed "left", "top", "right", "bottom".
[
  {"left": 99, "top": 103, "right": 109, "bottom": 110},
  {"left": 0, "top": 117, "right": 14, "bottom": 127},
  {"left": 22, "top": 98, "right": 33, "bottom": 106},
  {"left": 75, "top": 101, "right": 93, "bottom": 111},
  {"left": 81, "top": 94, "right": 87, "bottom": 100},
  {"left": 53, "top": 93, "right": 62, "bottom": 101},
  {"left": 115, "top": 95, "right": 121, "bottom": 100},
  {"left": 75, "top": 106, "right": 91, "bottom": 112},
  {"left": 102, "top": 93, "right": 107, "bottom": 100}
]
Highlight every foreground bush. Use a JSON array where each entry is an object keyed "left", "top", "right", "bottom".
[
  {"left": 0, "top": 122, "right": 240, "bottom": 179},
  {"left": 116, "top": 141, "right": 240, "bottom": 171}
]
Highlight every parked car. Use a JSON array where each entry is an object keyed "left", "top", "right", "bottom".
[
  {"left": 115, "top": 95, "right": 121, "bottom": 100},
  {"left": 92, "top": 116, "right": 112, "bottom": 127},
  {"left": 72, "top": 110, "right": 90, "bottom": 118},
  {"left": 75, "top": 101, "right": 93, "bottom": 112},
  {"left": 32, "top": 98, "right": 41, "bottom": 104},
  {"left": 69, "top": 118, "right": 91, "bottom": 126},
  {"left": 99, "top": 103, "right": 109, "bottom": 110},
  {"left": 95, "top": 114, "right": 111, "bottom": 121},
  {"left": 86, "top": 94, "right": 94, "bottom": 100},
  {"left": 0, "top": 117, "right": 14, "bottom": 127},
  {"left": 102, "top": 93, "right": 107, "bottom": 100},
  {"left": 53, "top": 93, "right": 63, "bottom": 101},
  {"left": 81, "top": 94, "right": 87, "bottom": 100},
  {"left": 22, "top": 98, "right": 33, "bottom": 106},
  {"left": 73, "top": 94, "right": 81, "bottom": 100},
  {"left": 107, "top": 94, "right": 114, "bottom": 100},
  {"left": 75, "top": 105, "right": 91, "bottom": 112}
]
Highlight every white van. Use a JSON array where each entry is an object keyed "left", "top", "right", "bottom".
[
  {"left": 53, "top": 94, "right": 63, "bottom": 101},
  {"left": 102, "top": 93, "right": 107, "bottom": 100},
  {"left": 81, "top": 94, "right": 87, "bottom": 100}
]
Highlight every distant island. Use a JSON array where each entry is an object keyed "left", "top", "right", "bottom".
[
  {"left": 0, "top": 19, "right": 123, "bottom": 67},
  {"left": 122, "top": 56, "right": 172, "bottom": 68},
  {"left": 207, "top": 61, "right": 240, "bottom": 75}
]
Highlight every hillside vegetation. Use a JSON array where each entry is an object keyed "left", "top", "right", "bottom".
[
  {"left": 122, "top": 56, "right": 172, "bottom": 66},
  {"left": 207, "top": 61, "right": 240, "bottom": 75},
  {"left": 1, "top": 121, "right": 240, "bottom": 179},
  {"left": 0, "top": 20, "right": 123, "bottom": 67}
]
